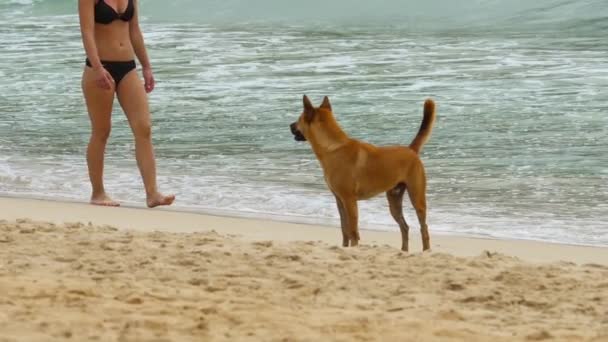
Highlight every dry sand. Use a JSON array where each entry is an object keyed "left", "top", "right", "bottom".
[{"left": 1, "top": 197, "right": 608, "bottom": 341}]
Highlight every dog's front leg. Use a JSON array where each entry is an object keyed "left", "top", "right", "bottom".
[
  {"left": 341, "top": 196, "right": 360, "bottom": 247},
  {"left": 334, "top": 194, "right": 349, "bottom": 247}
]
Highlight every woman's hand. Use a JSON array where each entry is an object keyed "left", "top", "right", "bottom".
[
  {"left": 94, "top": 67, "right": 114, "bottom": 90},
  {"left": 143, "top": 67, "right": 155, "bottom": 93}
]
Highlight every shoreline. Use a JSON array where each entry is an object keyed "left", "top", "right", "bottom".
[
  {"left": 1, "top": 192, "right": 605, "bottom": 249},
  {"left": 1, "top": 195, "right": 607, "bottom": 265}
]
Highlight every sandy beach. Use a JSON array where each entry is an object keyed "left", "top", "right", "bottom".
[{"left": 1, "top": 197, "right": 607, "bottom": 341}]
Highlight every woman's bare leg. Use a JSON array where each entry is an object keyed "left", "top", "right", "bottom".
[
  {"left": 116, "top": 70, "right": 175, "bottom": 208},
  {"left": 82, "top": 67, "right": 120, "bottom": 206}
]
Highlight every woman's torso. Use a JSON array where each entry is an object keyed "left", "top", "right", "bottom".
[{"left": 93, "top": 0, "right": 135, "bottom": 61}]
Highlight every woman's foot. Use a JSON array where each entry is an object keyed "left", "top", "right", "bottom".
[
  {"left": 146, "top": 192, "right": 175, "bottom": 208},
  {"left": 90, "top": 193, "right": 120, "bottom": 207}
]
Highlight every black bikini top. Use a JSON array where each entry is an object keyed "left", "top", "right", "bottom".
[{"left": 95, "top": 0, "right": 134, "bottom": 24}]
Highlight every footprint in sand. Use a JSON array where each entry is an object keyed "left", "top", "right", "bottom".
[
  {"left": 53, "top": 256, "right": 77, "bottom": 263},
  {"left": 252, "top": 241, "right": 273, "bottom": 249}
]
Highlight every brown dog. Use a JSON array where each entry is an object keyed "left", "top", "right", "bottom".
[{"left": 290, "top": 95, "right": 436, "bottom": 251}]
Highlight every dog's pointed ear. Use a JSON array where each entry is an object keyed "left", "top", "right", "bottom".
[
  {"left": 320, "top": 96, "right": 332, "bottom": 111},
  {"left": 303, "top": 95, "right": 314, "bottom": 111},
  {"left": 303, "top": 95, "right": 315, "bottom": 122}
]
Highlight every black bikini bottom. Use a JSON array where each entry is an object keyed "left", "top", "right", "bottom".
[{"left": 85, "top": 58, "right": 136, "bottom": 86}]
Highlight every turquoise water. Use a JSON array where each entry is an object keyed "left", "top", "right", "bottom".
[{"left": 0, "top": 0, "right": 606, "bottom": 245}]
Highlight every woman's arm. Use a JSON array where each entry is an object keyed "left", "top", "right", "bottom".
[
  {"left": 129, "top": 0, "right": 151, "bottom": 69},
  {"left": 129, "top": 0, "right": 155, "bottom": 92},
  {"left": 78, "top": 0, "right": 113, "bottom": 89},
  {"left": 78, "top": 0, "right": 103, "bottom": 70}
]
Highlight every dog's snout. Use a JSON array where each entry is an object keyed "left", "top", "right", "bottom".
[{"left": 289, "top": 122, "right": 306, "bottom": 141}]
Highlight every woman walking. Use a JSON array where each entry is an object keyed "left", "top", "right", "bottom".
[{"left": 78, "top": 0, "right": 174, "bottom": 207}]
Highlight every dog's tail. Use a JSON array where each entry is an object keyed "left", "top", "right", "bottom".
[{"left": 409, "top": 99, "right": 436, "bottom": 154}]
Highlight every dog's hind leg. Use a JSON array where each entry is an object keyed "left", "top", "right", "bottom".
[
  {"left": 334, "top": 194, "right": 349, "bottom": 247},
  {"left": 406, "top": 176, "right": 431, "bottom": 251},
  {"left": 386, "top": 183, "right": 410, "bottom": 252},
  {"left": 341, "top": 196, "right": 360, "bottom": 247}
]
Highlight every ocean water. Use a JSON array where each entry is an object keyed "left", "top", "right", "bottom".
[{"left": 0, "top": 0, "right": 607, "bottom": 246}]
